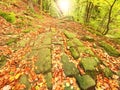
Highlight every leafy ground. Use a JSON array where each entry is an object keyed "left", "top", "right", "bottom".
[{"left": 0, "top": 0, "right": 120, "bottom": 90}]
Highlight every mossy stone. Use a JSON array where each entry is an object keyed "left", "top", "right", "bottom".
[
  {"left": 103, "top": 67, "right": 113, "bottom": 78},
  {"left": 99, "top": 41, "right": 120, "bottom": 57},
  {"left": 17, "top": 38, "right": 30, "bottom": 47},
  {"left": 34, "top": 48, "right": 52, "bottom": 74},
  {"left": 0, "top": 11, "right": 16, "bottom": 23},
  {"left": 82, "top": 36, "right": 94, "bottom": 42},
  {"left": 44, "top": 72, "right": 52, "bottom": 90},
  {"left": 75, "top": 74, "right": 95, "bottom": 90},
  {"left": 69, "top": 47, "right": 79, "bottom": 59},
  {"left": 19, "top": 74, "right": 31, "bottom": 90},
  {"left": 67, "top": 38, "right": 83, "bottom": 47},
  {"left": 0, "top": 55, "right": 7, "bottom": 68},
  {"left": 64, "top": 30, "right": 76, "bottom": 39},
  {"left": 80, "top": 57, "right": 99, "bottom": 71},
  {"left": 78, "top": 47, "right": 95, "bottom": 56},
  {"left": 61, "top": 54, "right": 79, "bottom": 77}
]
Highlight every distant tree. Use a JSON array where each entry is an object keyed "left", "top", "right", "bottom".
[
  {"left": 103, "top": 0, "right": 117, "bottom": 35},
  {"left": 28, "top": 0, "right": 34, "bottom": 11}
]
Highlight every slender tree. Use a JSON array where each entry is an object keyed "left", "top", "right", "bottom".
[{"left": 103, "top": 0, "right": 117, "bottom": 35}]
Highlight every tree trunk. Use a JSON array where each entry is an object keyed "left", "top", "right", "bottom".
[
  {"left": 38, "top": 0, "right": 42, "bottom": 14},
  {"left": 103, "top": 0, "right": 117, "bottom": 35},
  {"left": 84, "top": 1, "right": 93, "bottom": 24},
  {"left": 28, "top": 0, "right": 34, "bottom": 12}
]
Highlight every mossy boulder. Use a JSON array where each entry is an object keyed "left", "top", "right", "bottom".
[
  {"left": 19, "top": 74, "right": 31, "bottom": 90},
  {"left": 34, "top": 48, "right": 52, "bottom": 74},
  {"left": 103, "top": 67, "right": 113, "bottom": 78},
  {"left": 76, "top": 74, "right": 95, "bottom": 90},
  {"left": 0, "top": 11, "right": 16, "bottom": 23},
  {"left": 67, "top": 38, "right": 83, "bottom": 47},
  {"left": 44, "top": 72, "right": 52, "bottom": 90},
  {"left": 64, "top": 30, "right": 76, "bottom": 39},
  {"left": 0, "top": 55, "right": 7, "bottom": 68},
  {"left": 78, "top": 47, "right": 95, "bottom": 56},
  {"left": 80, "top": 57, "right": 99, "bottom": 71},
  {"left": 81, "top": 36, "right": 94, "bottom": 42},
  {"left": 61, "top": 54, "right": 79, "bottom": 77},
  {"left": 99, "top": 41, "right": 120, "bottom": 57},
  {"left": 69, "top": 47, "right": 79, "bottom": 59}
]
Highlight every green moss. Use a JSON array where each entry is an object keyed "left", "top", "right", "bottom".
[
  {"left": 67, "top": 38, "right": 83, "bottom": 47},
  {"left": 19, "top": 74, "right": 31, "bottom": 90},
  {"left": 61, "top": 54, "right": 79, "bottom": 77},
  {"left": 64, "top": 83, "right": 74, "bottom": 90},
  {"left": 0, "top": 11, "right": 16, "bottom": 23},
  {"left": 22, "top": 29, "right": 31, "bottom": 33},
  {"left": 82, "top": 36, "right": 94, "bottom": 42},
  {"left": 34, "top": 48, "right": 52, "bottom": 74},
  {"left": 64, "top": 30, "right": 76, "bottom": 39},
  {"left": 6, "top": 38, "right": 17, "bottom": 45},
  {"left": 99, "top": 41, "right": 120, "bottom": 57},
  {"left": 44, "top": 72, "right": 52, "bottom": 90},
  {"left": 0, "top": 55, "right": 7, "bottom": 68},
  {"left": 78, "top": 47, "right": 95, "bottom": 56},
  {"left": 75, "top": 74, "right": 95, "bottom": 90},
  {"left": 69, "top": 47, "right": 79, "bottom": 59},
  {"left": 80, "top": 57, "right": 99, "bottom": 71},
  {"left": 103, "top": 67, "right": 113, "bottom": 78}
]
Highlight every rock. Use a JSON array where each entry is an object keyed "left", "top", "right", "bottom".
[
  {"left": 17, "top": 38, "right": 30, "bottom": 47},
  {"left": 76, "top": 74, "right": 95, "bottom": 90},
  {"left": 19, "top": 74, "right": 31, "bottom": 90},
  {"left": 64, "top": 30, "right": 76, "bottom": 39},
  {"left": 44, "top": 72, "right": 52, "bottom": 90},
  {"left": 103, "top": 67, "right": 113, "bottom": 78},
  {"left": 0, "top": 55, "right": 7, "bottom": 69},
  {"left": 81, "top": 36, "right": 94, "bottom": 42},
  {"left": 78, "top": 47, "right": 95, "bottom": 56},
  {"left": 80, "top": 57, "right": 99, "bottom": 71},
  {"left": 34, "top": 48, "right": 52, "bottom": 74},
  {"left": 41, "top": 32, "right": 52, "bottom": 45},
  {"left": 61, "top": 54, "right": 79, "bottom": 77},
  {"left": 69, "top": 47, "right": 79, "bottom": 59},
  {"left": 67, "top": 38, "right": 83, "bottom": 47},
  {"left": 99, "top": 41, "right": 120, "bottom": 57}
]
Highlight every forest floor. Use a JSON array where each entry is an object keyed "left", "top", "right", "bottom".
[{"left": 0, "top": 0, "right": 120, "bottom": 90}]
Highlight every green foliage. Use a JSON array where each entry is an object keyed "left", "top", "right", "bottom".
[{"left": 0, "top": 11, "right": 16, "bottom": 23}]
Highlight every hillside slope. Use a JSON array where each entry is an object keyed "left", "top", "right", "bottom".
[{"left": 0, "top": 0, "right": 120, "bottom": 90}]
